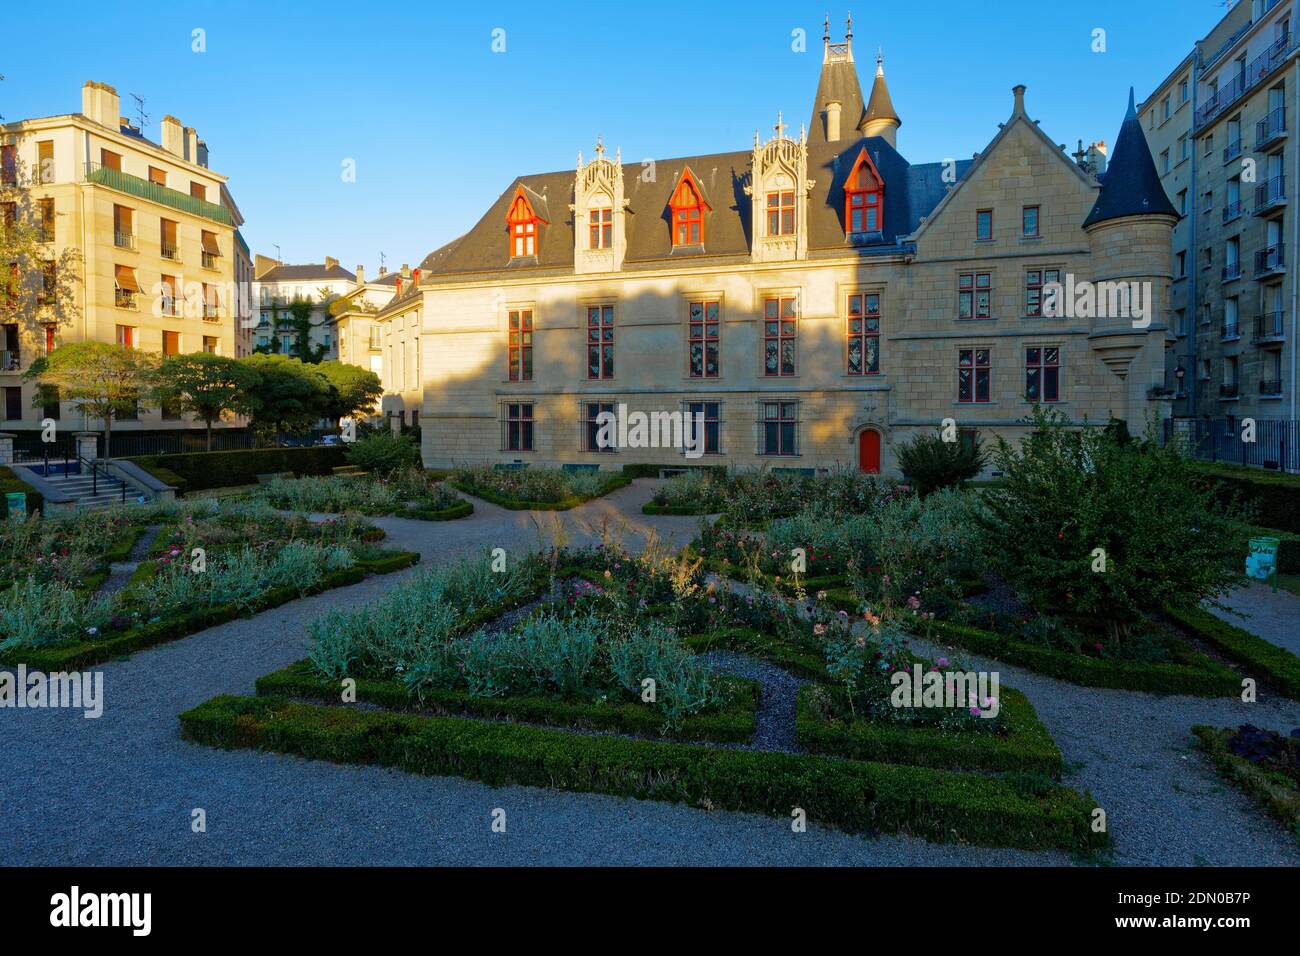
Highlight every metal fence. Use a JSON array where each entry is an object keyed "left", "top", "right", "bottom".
[
  {"left": 9, "top": 429, "right": 259, "bottom": 462},
  {"left": 1165, "top": 417, "right": 1299, "bottom": 473}
]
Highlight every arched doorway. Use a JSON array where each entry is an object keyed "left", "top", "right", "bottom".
[{"left": 858, "top": 429, "right": 881, "bottom": 474}]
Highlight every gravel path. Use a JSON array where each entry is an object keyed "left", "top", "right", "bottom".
[
  {"left": 1208, "top": 581, "right": 1300, "bottom": 656},
  {"left": 699, "top": 650, "right": 806, "bottom": 753},
  {"left": 97, "top": 523, "right": 162, "bottom": 599},
  {"left": 2, "top": 477, "right": 1297, "bottom": 866}
]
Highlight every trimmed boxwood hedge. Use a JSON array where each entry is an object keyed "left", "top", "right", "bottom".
[
  {"left": 684, "top": 625, "right": 830, "bottom": 681},
  {"left": 451, "top": 473, "right": 633, "bottom": 511},
  {"left": 406, "top": 500, "right": 473, "bottom": 522},
  {"left": 1192, "top": 725, "right": 1300, "bottom": 841},
  {"left": 796, "top": 685, "right": 1062, "bottom": 777},
  {"left": 0, "top": 466, "right": 42, "bottom": 517},
  {"left": 622, "top": 463, "right": 727, "bottom": 480},
  {"left": 126, "top": 446, "right": 349, "bottom": 494},
  {"left": 179, "top": 693, "right": 1106, "bottom": 851},
  {"left": 1196, "top": 464, "right": 1300, "bottom": 534},
  {"left": 255, "top": 659, "right": 759, "bottom": 743},
  {"left": 642, "top": 502, "right": 719, "bottom": 516},
  {"left": 924, "top": 619, "right": 1243, "bottom": 696},
  {"left": 1166, "top": 605, "right": 1300, "bottom": 701},
  {"left": 0, "top": 550, "right": 419, "bottom": 671}
]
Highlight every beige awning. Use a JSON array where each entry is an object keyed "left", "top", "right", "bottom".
[
  {"left": 114, "top": 264, "right": 140, "bottom": 292},
  {"left": 201, "top": 231, "right": 220, "bottom": 255}
]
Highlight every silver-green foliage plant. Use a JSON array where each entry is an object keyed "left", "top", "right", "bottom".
[
  {"left": 868, "top": 487, "right": 986, "bottom": 607},
  {"left": 0, "top": 578, "right": 117, "bottom": 651},
  {"left": 607, "top": 620, "right": 723, "bottom": 728}
]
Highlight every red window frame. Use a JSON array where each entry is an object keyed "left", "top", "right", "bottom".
[
  {"left": 1025, "top": 347, "right": 1060, "bottom": 403},
  {"left": 976, "top": 209, "right": 993, "bottom": 240},
  {"left": 958, "top": 272, "right": 992, "bottom": 319},
  {"left": 589, "top": 208, "right": 612, "bottom": 249},
  {"left": 506, "top": 186, "right": 548, "bottom": 258},
  {"left": 763, "top": 296, "right": 798, "bottom": 376},
  {"left": 505, "top": 403, "right": 533, "bottom": 452},
  {"left": 45, "top": 325, "right": 56, "bottom": 354},
  {"left": 508, "top": 309, "right": 533, "bottom": 381},
  {"left": 1022, "top": 205, "right": 1040, "bottom": 237},
  {"left": 669, "top": 168, "right": 709, "bottom": 246},
  {"left": 688, "top": 300, "right": 720, "bottom": 378},
  {"left": 766, "top": 191, "right": 796, "bottom": 235},
  {"left": 1025, "top": 268, "right": 1060, "bottom": 317},
  {"left": 847, "top": 293, "right": 881, "bottom": 375},
  {"left": 587, "top": 305, "right": 614, "bottom": 379},
  {"left": 115, "top": 324, "right": 135, "bottom": 348},
  {"left": 844, "top": 149, "right": 884, "bottom": 234},
  {"left": 958, "top": 348, "right": 991, "bottom": 403}
]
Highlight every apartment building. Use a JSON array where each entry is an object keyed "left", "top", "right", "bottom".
[
  {"left": 1144, "top": 0, "right": 1300, "bottom": 422},
  {"left": 383, "top": 26, "right": 1177, "bottom": 474},
  {"left": 329, "top": 264, "right": 400, "bottom": 393},
  {"left": 251, "top": 256, "right": 356, "bottom": 359},
  {"left": 0, "top": 81, "right": 243, "bottom": 432}
]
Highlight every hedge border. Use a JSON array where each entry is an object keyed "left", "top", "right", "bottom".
[
  {"left": 255, "top": 659, "right": 759, "bottom": 743},
  {"left": 1166, "top": 605, "right": 1300, "bottom": 701},
  {"left": 796, "top": 684, "right": 1063, "bottom": 777},
  {"left": 923, "top": 619, "right": 1243, "bottom": 696},
  {"left": 125, "top": 446, "right": 348, "bottom": 495},
  {"left": 684, "top": 625, "right": 830, "bottom": 681},
  {"left": 406, "top": 500, "right": 473, "bottom": 522},
  {"left": 0, "top": 550, "right": 419, "bottom": 671},
  {"left": 451, "top": 473, "right": 633, "bottom": 511},
  {"left": 642, "top": 502, "right": 719, "bottom": 516},
  {"left": 1192, "top": 726, "right": 1300, "bottom": 841},
  {"left": 179, "top": 693, "right": 1106, "bottom": 852}
]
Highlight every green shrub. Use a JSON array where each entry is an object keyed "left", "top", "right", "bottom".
[
  {"left": 125, "top": 446, "right": 348, "bottom": 493},
  {"left": 1194, "top": 464, "right": 1300, "bottom": 534},
  {"left": 868, "top": 487, "right": 986, "bottom": 610},
  {"left": 0, "top": 578, "right": 115, "bottom": 651},
  {"left": 979, "top": 408, "right": 1242, "bottom": 637},
  {"left": 895, "top": 429, "right": 988, "bottom": 496},
  {"left": 345, "top": 432, "right": 421, "bottom": 476},
  {"left": 0, "top": 467, "right": 42, "bottom": 517}
]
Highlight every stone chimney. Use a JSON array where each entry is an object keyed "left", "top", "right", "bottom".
[
  {"left": 197, "top": 139, "right": 209, "bottom": 168},
  {"left": 325, "top": 256, "right": 339, "bottom": 271},
  {"left": 254, "top": 254, "right": 279, "bottom": 277},
  {"left": 824, "top": 100, "right": 842, "bottom": 143},
  {"left": 81, "top": 82, "right": 121, "bottom": 129},
  {"left": 1087, "top": 140, "right": 1108, "bottom": 178},
  {"left": 378, "top": 265, "right": 387, "bottom": 277},
  {"left": 355, "top": 265, "right": 365, "bottom": 285},
  {"left": 184, "top": 127, "right": 199, "bottom": 163},
  {"left": 400, "top": 263, "right": 410, "bottom": 279},
  {"left": 1012, "top": 84, "right": 1027, "bottom": 117},
  {"left": 161, "top": 115, "right": 185, "bottom": 157}
]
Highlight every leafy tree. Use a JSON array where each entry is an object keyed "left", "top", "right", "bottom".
[
  {"left": 25, "top": 343, "right": 157, "bottom": 458},
  {"left": 241, "top": 353, "right": 330, "bottom": 441},
  {"left": 978, "top": 408, "right": 1242, "bottom": 641},
  {"left": 0, "top": 150, "right": 82, "bottom": 351},
  {"left": 316, "top": 360, "right": 382, "bottom": 426},
  {"left": 254, "top": 290, "right": 336, "bottom": 363},
  {"left": 345, "top": 432, "right": 420, "bottom": 475},
  {"left": 153, "top": 353, "right": 262, "bottom": 451},
  {"left": 895, "top": 429, "right": 988, "bottom": 497}
]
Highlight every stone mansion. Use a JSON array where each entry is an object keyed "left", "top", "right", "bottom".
[{"left": 377, "top": 25, "right": 1178, "bottom": 475}]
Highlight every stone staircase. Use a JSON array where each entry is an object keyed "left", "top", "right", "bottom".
[{"left": 14, "top": 464, "right": 145, "bottom": 511}]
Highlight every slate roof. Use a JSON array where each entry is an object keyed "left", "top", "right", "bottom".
[
  {"left": 257, "top": 262, "right": 357, "bottom": 282},
  {"left": 807, "top": 55, "right": 867, "bottom": 147},
  {"left": 864, "top": 61, "right": 901, "bottom": 128},
  {"left": 1083, "top": 89, "right": 1178, "bottom": 228}
]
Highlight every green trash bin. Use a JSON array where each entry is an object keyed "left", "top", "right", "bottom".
[{"left": 5, "top": 491, "right": 27, "bottom": 521}]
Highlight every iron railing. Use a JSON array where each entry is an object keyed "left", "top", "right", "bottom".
[
  {"left": 1166, "top": 416, "right": 1299, "bottom": 472},
  {"left": 83, "top": 162, "right": 232, "bottom": 225},
  {"left": 1254, "top": 311, "right": 1286, "bottom": 342}
]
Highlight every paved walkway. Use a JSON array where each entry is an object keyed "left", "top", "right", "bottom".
[
  {"left": 3, "top": 479, "right": 1299, "bottom": 866},
  {"left": 1208, "top": 582, "right": 1300, "bottom": 657}
]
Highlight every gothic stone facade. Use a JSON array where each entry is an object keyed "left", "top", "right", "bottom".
[{"left": 390, "top": 37, "right": 1175, "bottom": 476}]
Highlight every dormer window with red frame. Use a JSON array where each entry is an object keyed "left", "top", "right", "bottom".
[
  {"left": 507, "top": 186, "right": 548, "bottom": 258},
  {"left": 669, "top": 168, "right": 710, "bottom": 246},
  {"left": 844, "top": 148, "right": 884, "bottom": 235},
  {"left": 766, "top": 191, "right": 796, "bottom": 235},
  {"left": 589, "top": 208, "right": 612, "bottom": 249}
]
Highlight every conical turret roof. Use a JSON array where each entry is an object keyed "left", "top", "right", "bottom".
[{"left": 1083, "top": 88, "right": 1177, "bottom": 227}]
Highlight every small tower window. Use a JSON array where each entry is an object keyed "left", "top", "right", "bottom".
[
  {"left": 844, "top": 149, "right": 884, "bottom": 235},
  {"left": 669, "top": 168, "right": 710, "bottom": 246},
  {"left": 767, "top": 191, "right": 796, "bottom": 235},
  {"left": 506, "top": 186, "right": 548, "bottom": 258}
]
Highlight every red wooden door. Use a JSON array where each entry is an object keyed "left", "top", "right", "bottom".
[{"left": 858, "top": 429, "right": 881, "bottom": 474}]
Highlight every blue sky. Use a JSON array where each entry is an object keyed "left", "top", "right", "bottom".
[{"left": 3, "top": 0, "right": 1224, "bottom": 273}]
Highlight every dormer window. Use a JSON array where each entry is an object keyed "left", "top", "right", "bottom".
[
  {"left": 589, "top": 207, "right": 612, "bottom": 249},
  {"left": 507, "top": 186, "right": 548, "bottom": 258},
  {"left": 844, "top": 148, "right": 883, "bottom": 235},
  {"left": 767, "top": 191, "right": 796, "bottom": 235},
  {"left": 669, "top": 168, "right": 710, "bottom": 246}
]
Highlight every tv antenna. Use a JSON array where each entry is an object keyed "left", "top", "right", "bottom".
[
  {"left": 273, "top": 243, "right": 282, "bottom": 264},
  {"left": 129, "top": 93, "right": 149, "bottom": 131}
]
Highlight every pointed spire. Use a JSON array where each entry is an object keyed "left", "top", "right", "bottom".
[
  {"left": 876, "top": 47, "right": 884, "bottom": 77},
  {"left": 846, "top": 11, "right": 853, "bottom": 44},
  {"left": 823, "top": 13, "right": 830, "bottom": 46},
  {"left": 809, "top": 11, "right": 866, "bottom": 146},
  {"left": 1083, "top": 88, "right": 1178, "bottom": 228},
  {"left": 861, "top": 49, "right": 902, "bottom": 146}
]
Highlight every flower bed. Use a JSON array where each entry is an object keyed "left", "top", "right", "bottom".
[
  {"left": 0, "top": 508, "right": 145, "bottom": 592},
  {"left": 1193, "top": 725, "right": 1300, "bottom": 840},
  {"left": 255, "top": 469, "right": 470, "bottom": 520},
  {"left": 451, "top": 466, "right": 630, "bottom": 510},
  {"left": 648, "top": 467, "right": 897, "bottom": 522}
]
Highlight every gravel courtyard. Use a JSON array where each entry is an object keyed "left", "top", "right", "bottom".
[{"left": 3, "top": 479, "right": 1298, "bottom": 866}]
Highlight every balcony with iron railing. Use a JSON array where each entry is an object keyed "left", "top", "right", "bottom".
[
  {"left": 202, "top": 303, "right": 220, "bottom": 321},
  {"left": 1220, "top": 383, "right": 1240, "bottom": 399},
  {"left": 1223, "top": 199, "right": 1243, "bottom": 223},
  {"left": 1223, "top": 260, "right": 1243, "bottom": 282},
  {"left": 1260, "top": 379, "right": 1284, "bottom": 396},
  {"left": 1196, "top": 29, "right": 1296, "bottom": 130},
  {"left": 114, "top": 289, "right": 138, "bottom": 310},
  {"left": 1254, "top": 242, "right": 1286, "bottom": 275},
  {"left": 1254, "top": 310, "right": 1286, "bottom": 342},
  {"left": 1224, "top": 138, "right": 1244, "bottom": 163},
  {"left": 1222, "top": 319, "right": 1241, "bottom": 341},
  {"left": 1255, "top": 176, "right": 1286, "bottom": 213},
  {"left": 1257, "top": 106, "right": 1288, "bottom": 148},
  {"left": 114, "top": 230, "right": 135, "bottom": 250},
  {"left": 201, "top": 251, "right": 219, "bottom": 270},
  {"left": 83, "top": 162, "right": 232, "bottom": 226},
  {"left": 161, "top": 241, "right": 180, "bottom": 262}
]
